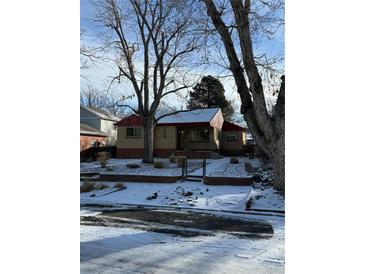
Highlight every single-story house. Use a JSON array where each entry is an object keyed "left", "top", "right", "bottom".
[
  {"left": 115, "top": 108, "right": 248, "bottom": 158},
  {"left": 220, "top": 121, "right": 247, "bottom": 156},
  {"left": 80, "top": 123, "right": 108, "bottom": 154},
  {"left": 80, "top": 105, "right": 120, "bottom": 145}
]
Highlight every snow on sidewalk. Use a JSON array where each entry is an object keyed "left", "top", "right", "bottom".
[{"left": 80, "top": 214, "right": 285, "bottom": 274}]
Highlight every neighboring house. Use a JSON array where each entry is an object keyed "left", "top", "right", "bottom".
[
  {"left": 80, "top": 105, "right": 120, "bottom": 145},
  {"left": 115, "top": 108, "right": 240, "bottom": 158},
  {"left": 80, "top": 123, "right": 108, "bottom": 153},
  {"left": 220, "top": 121, "right": 247, "bottom": 156}
]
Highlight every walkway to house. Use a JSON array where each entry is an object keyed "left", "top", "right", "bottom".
[
  {"left": 189, "top": 157, "right": 230, "bottom": 177},
  {"left": 189, "top": 157, "right": 254, "bottom": 178}
]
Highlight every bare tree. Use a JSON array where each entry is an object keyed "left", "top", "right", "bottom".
[
  {"left": 202, "top": 0, "right": 285, "bottom": 191},
  {"left": 93, "top": 0, "right": 201, "bottom": 163},
  {"left": 80, "top": 30, "right": 100, "bottom": 71},
  {"left": 80, "top": 84, "right": 130, "bottom": 117}
]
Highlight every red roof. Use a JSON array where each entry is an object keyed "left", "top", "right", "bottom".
[
  {"left": 115, "top": 114, "right": 143, "bottom": 127},
  {"left": 222, "top": 121, "right": 245, "bottom": 131}
]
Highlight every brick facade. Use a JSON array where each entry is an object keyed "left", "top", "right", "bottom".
[
  {"left": 204, "top": 176, "right": 253, "bottom": 185},
  {"left": 117, "top": 148, "right": 214, "bottom": 159},
  {"left": 117, "top": 148, "right": 145, "bottom": 158},
  {"left": 80, "top": 135, "right": 107, "bottom": 152},
  {"left": 98, "top": 174, "right": 180, "bottom": 183}
]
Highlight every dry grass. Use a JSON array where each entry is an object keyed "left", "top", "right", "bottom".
[
  {"left": 169, "top": 155, "right": 176, "bottom": 163},
  {"left": 114, "top": 182, "right": 126, "bottom": 189},
  {"left": 97, "top": 151, "right": 111, "bottom": 168},
  {"left": 80, "top": 181, "right": 95, "bottom": 193},
  {"left": 230, "top": 157, "right": 239, "bottom": 164},
  {"left": 176, "top": 156, "right": 186, "bottom": 167},
  {"left": 153, "top": 160, "right": 164, "bottom": 168},
  {"left": 93, "top": 182, "right": 107, "bottom": 190}
]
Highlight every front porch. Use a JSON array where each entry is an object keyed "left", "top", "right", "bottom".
[{"left": 176, "top": 126, "right": 219, "bottom": 152}]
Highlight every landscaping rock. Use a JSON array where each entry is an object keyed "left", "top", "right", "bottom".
[
  {"left": 126, "top": 163, "right": 140, "bottom": 169},
  {"left": 183, "top": 191, "right": 193, "bottom": 197},
  {"left": 147, "top": 192, "right": 158, "bottom": 200},
  {"left": 230, "top": 157, "right": 239, "bottom": 164}
]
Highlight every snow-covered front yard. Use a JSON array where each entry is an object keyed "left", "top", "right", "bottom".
[
  {"left": 81, "top": 158, "right": 209, "bottom": 176},
  {"left": 80, "top": 157, "right": 284, "bottom": 211},
  {"left": 81, "top": 180, "right": 252, "bottom": 211}
]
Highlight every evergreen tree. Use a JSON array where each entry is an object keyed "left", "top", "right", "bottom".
[{"left": 187, "top": 75, "right": 234, "bottom": 120}]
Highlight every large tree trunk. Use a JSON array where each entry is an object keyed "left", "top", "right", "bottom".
[
  {"left": 270, "top": 135, "right": 285, "bottom": 193},
  {"left": 142, "top": 116, "right": 154, "bottom": 163},
  {"left": 203, "top": 0, "right": 285, "bottom": 192}
]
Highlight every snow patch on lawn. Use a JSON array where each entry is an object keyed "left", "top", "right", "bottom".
[
  {"left": 248, "top": 187, "right": 284, "bottom": 211},
  {"left": 81, "top": 157, "right": 284, "bottom": 212}
]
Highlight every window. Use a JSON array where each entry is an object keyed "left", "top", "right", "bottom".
[
  {"left": 226, "top": 134, "right": 238, "bottom": 141},
  {"left": 163, "top": 128, "right": 167, "bottom": 138},
  {"left": 126, "top": 127, "right": 141, "bottom": 138},
  {"left": 191, "top": 128, "right": 209, "bottom": 142}
]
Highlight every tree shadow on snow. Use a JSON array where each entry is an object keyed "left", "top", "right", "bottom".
[{"left": 80, "top": 232, "right": 168, "bottom": 262}]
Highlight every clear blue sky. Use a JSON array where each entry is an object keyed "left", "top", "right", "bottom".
[{"left": 80, "top": 0, "right": 284, "bottom": 112}]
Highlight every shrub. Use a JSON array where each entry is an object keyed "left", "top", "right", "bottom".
[
  {"left": 169, "top": 154, "right": 176, "bottom": 163},
  {"left": 126, "top": 163, "right": 140, "bottom": 169},
  {"left": 153, "top": 160, "right": 164, "bottom": 168},
  {"left": 176, "top": 156, "right": 186, "bottom": 167},
  {"left": 97, "top": 151, "right": 111, "bottom": 168},
  {"left": 94, "top": 182, "right": 107, "bottom": 190},
  {"left": 253, "top": 173, "right": 261, "bottom": 182},
  {"left": 113, "top": 182, "right": 126, "bottom": 189},
  {"left": 230, "top": 157, "right": 239, "bottom": 164},
  {"left": 80, "top": 181, "right": 95, "bottom": 193}
]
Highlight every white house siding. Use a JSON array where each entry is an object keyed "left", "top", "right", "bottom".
[
  {"left": 100, "top": 119, "right": 117, "bottom": 145},
  {"left": 80, "top": 107, "right": 101, "bottom": 130},
  {"left": 80, "top": 106, "right": 119, "bottom": 145}
]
